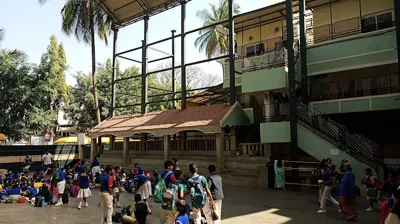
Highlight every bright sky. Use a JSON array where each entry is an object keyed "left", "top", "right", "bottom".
[{"left": 0, "top": 0, "right": 279, "bottom": 86}]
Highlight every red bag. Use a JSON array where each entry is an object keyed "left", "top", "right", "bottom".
[{"left": 70, "top": 185, "right": 80, "bottom": 198}]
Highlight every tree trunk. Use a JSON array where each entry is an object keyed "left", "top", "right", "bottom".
[{"left": 89, "top": 0, "right": 101, "bottom": 124}]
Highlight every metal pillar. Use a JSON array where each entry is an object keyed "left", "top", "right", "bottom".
[
  {"left": 111, "top": 28, "right": 118, "bottom": 117},
  {"left": 141, "top": 16, "right": 149, "bottom": 114},
  {"left": 171, "top": 30, "right": 176, "bottom": 109},
  {"left": 299, "top": 0, "right": 308, "bottom": 103},
  {"left": 395, "top": 0, "right": 400, "bottom": 78},
  {"left": 228, "top": 0, "right": 236, "bottom": 105},
  {"left": 181, "top": 0, "right": 187, "bottom": 109},
  {"left": 286, "top": 0, "right": 299, "bottom": 160}
]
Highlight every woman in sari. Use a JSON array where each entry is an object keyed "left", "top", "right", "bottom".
[
  {"left": 339, "top": 163, "right": 357, "bottom": 221},
  {"left": 274, "top": 160, "right": 283, "bottom": 189}
]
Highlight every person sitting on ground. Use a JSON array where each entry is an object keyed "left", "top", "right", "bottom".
[
  {"left": 9, "top": 182, "right": 22, "bottom": 200},
  {"left": 1, "top": 183, "right": 10, "bottom": 198},
  {"left": 3, "top": 173, "right": 12, "bottom": 184},
  {"left": 11, "top": 171, "right": 19, "bottom": 182},
  {"left": 123, "top": 194, "right": 148, "bottom": 224}
]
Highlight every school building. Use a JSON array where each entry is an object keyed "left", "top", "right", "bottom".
[{"left": 88, "top": 0, "right": 400, "bottom": 189}]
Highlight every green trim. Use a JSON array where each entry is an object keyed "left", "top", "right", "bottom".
[
  {"left": 242, "top": 67, "right": 287, "bottom": 93},
  {"left": 260, "top": 121, "right": 291, "bottom": 143},
  {"left": 220, "top": 103, "right": 250, "bottom": 127}
]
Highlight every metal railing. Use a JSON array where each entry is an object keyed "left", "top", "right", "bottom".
[
  {"left": 307, "top": 8, "right": 395, "bottom": 44},
  {"left": 293, "top": 102, "right": 381, "bottom": 168},
  {"left": 261, "top": 103, "right": 290, "bottom": 122},
  {"left": 239, "top": 143, "right": 271, "bottom": 157},
  {"left": 310, "top": 73, "right": 400, "bottom": 101}
]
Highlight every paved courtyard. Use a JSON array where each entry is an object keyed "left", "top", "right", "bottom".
[{"left": 0, "top": 186, "right": 381, "bottom": 224}]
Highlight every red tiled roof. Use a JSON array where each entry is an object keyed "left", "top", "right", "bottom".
[{"left": 89, "top": 104, "right": 233, "bottom": 137}]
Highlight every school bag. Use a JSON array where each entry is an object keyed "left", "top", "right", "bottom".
[
  {"left": 154, "top": 171, "right": 173, "bottom": 203},
  {"left": 39, "top": 185, "right": 50, "bottom": 202},
  {"left": 162, "top": 183, "right": 178, "bottom": 210},
  {"left": 70, "top": 185, "right": 80, "bottom": 198},
  {"left": 188, "top": 176, "right": 207, "bottom": 209}
]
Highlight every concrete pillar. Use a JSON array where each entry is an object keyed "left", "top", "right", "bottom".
[
  {"left": 123, "top": 137, "right": 129, "bottom": 167},
  {"left": 140, "top": 134, "right": 147, "bottom": 151},
  {"left": 216, "top": 133, "right": 225, "bottom": 171},
  {"left": 79, "top": 145, "right": 84, "bottom": 160},
  {"left": 164, "top": 135, "right": 171, "bottom": 161},
  {"left": 179, "top": 131, "right": 186, "bottom": 151},
  {"left": 229, "top": 127, "right": 237, "bottom": 156},
  {"left": 90, "top": 138, "right": 98, "bottom": 159},
  {"left": 109, "top": 136, "right": 115, "bottom": 151}
]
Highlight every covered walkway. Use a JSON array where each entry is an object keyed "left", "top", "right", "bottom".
[{"left": 88, "top": 103, "right": 251, "bottom": 169}]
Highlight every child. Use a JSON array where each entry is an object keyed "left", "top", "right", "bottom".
[
  {"left": 4, "top": 173, "right": 12, "bottom": 184},
  {"left": 11, "top": 171, "right": 19, "bottom": 182},
  {"left": 122, "top": 194, "right": 148, "bottom": 224},
  {"left": 362, "top": 168, "right": 376, "bottom": 212},
  {"left": 100, "top": 165, "right": 114, "bottom": 224},
  {"left": 175, "top": 200, "right": 189, "bottom": 224},
  {"left": 1, "top": 183, "right": 10, "bottom": 197},
  {"left": 113, "top": 166, "right": 122, "bottom": 208},
  {"left": 9, "top": 182, "right": 21, "bottom": 200},
  {"left": 77, "top": 167, "right": 91, "bottom": 209}
]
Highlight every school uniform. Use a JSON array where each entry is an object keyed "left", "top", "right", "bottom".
[
  {"left": 208, "top": 173, "right": 224, "bottom": 224},
  {"left": 78, "top": 174, "right": 91, "bottom": 198},
  {"left": 190, "top": 174, "right": 214, "bottom": 224},
  {"left": 319, "top": 169, "right": 339, "bottom": 212},
  {"left": 100, "top": 174, "right": 114, "bottom": 224},
  {"left": 175, "top": 214, "right": 189, "bottom": 224},
  {"left": 159, "top": 170, "right": 176, "bottom": 224}
]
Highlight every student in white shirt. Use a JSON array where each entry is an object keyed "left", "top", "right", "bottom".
[{"left": 42, "top": 150, "right": 53, "bottom": 171}]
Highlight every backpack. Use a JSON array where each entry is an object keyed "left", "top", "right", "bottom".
[
  {"left": 70, "top": 185, "right": 80, "bottom": 198},
  {"left": 188, "top": 176, "right": 207, "bottom": 209},
  {"left": 112, "top": 212, "right": 123, "bottom": 222},
  {"left": 39, "top": 185, "right": 50, "bottom": 202},
  {"left": 154, "top": 171, "right": 173, "bottom": 203},
  {"left": 162, "top": 183, "right": 178, "bottom": 210}
]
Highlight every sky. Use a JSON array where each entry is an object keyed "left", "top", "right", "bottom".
[{"left": 0, "top": 0, "right": 278, "bottom": 86}]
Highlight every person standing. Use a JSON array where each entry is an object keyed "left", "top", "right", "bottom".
[
  {"left": 339, "top": 163, "right": 357, "bottom": 221},
  {"left": 51, "top": 164, "right": 66, "bottom": 206},
  {"left": 113, "top": 166, "right": 122, "bottom": 208},
  {"left": 91, "top": 154, "right": 101, "bottom": 175},
  {"left": 23, "top": 154, "right": 32, "bottom": 171},
  {"left": 362, "top": 168, "right": 377, "bottom": 212},
  {"left": 42, "top": 150, "right": 53, "bottom": 171},
  {"left": 159, "top": 160, "right": 176, "bottom": 224},
  {"left": 100, "top": 165, "right": 114, "bottom": 224},
  {"left": 172, "top": 158, "right": 180, "bottom": 172},
  {"left": 188, "top": 164, "right": 214, "bottom": 224},
  {"left": 77, "top": 167, "right": 91, "bottom": 209},
  {"left": 208, "top": 165, "right": 224, "bottom": 224},
  {"left": 134, "top": 167, "right": 152, "bottom": 214},
  {"left": 318, "top": 163, "right": 339, "bottom": 213},
  {"left": 274, "top": 160, "right": 283, "bottom": 189},
  {"left": 385, "top": 199, "right": 400, "bottom": 224}
]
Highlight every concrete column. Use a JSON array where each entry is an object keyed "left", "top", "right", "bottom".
[
  {"left": 109, "top": 136, "right": 115, "bottom": 151},
  {"left": 164, "top": 135, "right": 171, "bottom": 161},
  {"left": 179, "top": 131, "right": 186, "bottom": 151},
  {"left": 123, "top": 137, "right": 129, "bottom": 167},
  {"left": 90, "top": 138, "right": 98, "bottom": 159},
  {"left": 216, "top": 133, "right": 225, "bottom": 171},
  {"left": 140, "top": 134, "right": 147, "bottom": 151},
  {"left": 229, "top": 127, "right": 237, "bottom": 156},
  {"left": 79, "top": 145, "right": 84, "bottom": 160}
]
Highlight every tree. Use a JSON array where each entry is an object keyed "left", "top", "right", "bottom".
[
  {"left": 195, "top": 0, "right": 240, "bottom": 58},
  {"left": 39, "top": 0, "right": 112, "bottom": 124}
]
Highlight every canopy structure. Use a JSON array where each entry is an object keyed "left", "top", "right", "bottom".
[
  {"left": 89, "top": 103, "right": 250, "bottom": 138},
  {"left": 54, "top": 136, "right": 91, "bottom": 144},
  {"left": 95, "top": 0, "right": 187, "bottom": 28}
]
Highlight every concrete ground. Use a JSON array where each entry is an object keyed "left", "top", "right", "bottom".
[{"left": 0, "top": 186, "right": 381, "bottom": 224}]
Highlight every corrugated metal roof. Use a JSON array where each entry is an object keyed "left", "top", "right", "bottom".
[{"left": 96, "top": 0, "right": 187, "bottom": 28}]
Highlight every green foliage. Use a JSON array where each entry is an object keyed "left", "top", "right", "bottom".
[
  {"left": 195, "top": 0, "right": 240, "bottom": 58},
  {"left": 0, "top": 33, "right": 68, "bottom": 141}
]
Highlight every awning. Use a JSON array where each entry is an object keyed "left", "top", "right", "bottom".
[
  {"left": 89, "top": 102, "right": 250, "bottom": 138},
  {"left": 95, "top": 0, "right": 186, "bottom": 28}
]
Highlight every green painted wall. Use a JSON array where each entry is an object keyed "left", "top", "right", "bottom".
[
  {"left": 242, "top": 67, "right": 287, "bottom": 93},
  {"left": 311, "top": 94, "right": 400, "bottom": 114},
  {"left": 260, "top": 121, "right": 291, "bottom": 143},
  {"left": 372, "top": 95, "right": 400, "bottom": 111},
  {"left": 221, "top": 105, "right": 250, "bottom": 127},
  {"left": 243, "top": 108, "right": 254, "bottom": 124},
  {"left": 307, "top": 30, "right": 397, "bottom": 74},
  {"left": 340, "top": 99, "right": 370, "bottom": 113},
  {"left": 297, "top": 123, "right": 378, "bottom": 192},
  {"left": 312, "top": 102, "right": 340, "bottom": 114}
]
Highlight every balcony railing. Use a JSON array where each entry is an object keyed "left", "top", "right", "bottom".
[
  {"left": 310, "top": 73, "right": 400, "bottom": 101},
  {"left": 261, "top": 103, "right": 290, "bottom": 123},
  {"left": 307, "top": 8, "right": 395, "bottom": 44}
]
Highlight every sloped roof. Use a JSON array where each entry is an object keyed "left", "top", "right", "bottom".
[
  {"left": 88, "top": 103, "right": 243, "bottom": 138},
  {"left": 95, "top": 0, "right": 186, "bottom": 28},
  {"left": 187, "top": 84, "right": 229, "bottom": 105}
]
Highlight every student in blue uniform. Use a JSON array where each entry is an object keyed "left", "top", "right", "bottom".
[
  {"left": 175, "top": 200, "right": 189, "bottom": 224},
  {"left": 77, "top": 167, "right": 91, "bottom": 209},
  {"left": 100, "top": 165, "right": 114, "bottom": 224}
]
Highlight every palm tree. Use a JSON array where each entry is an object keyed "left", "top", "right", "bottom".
[
  {"left": 38, "top": 0, "right": 112, "bottom": 124},
  {"left": 0, "top": 28, "right": 26, "bottom": 61},
  {"left": 195, "top": 0, "right": 240, "bottom": 58}
]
